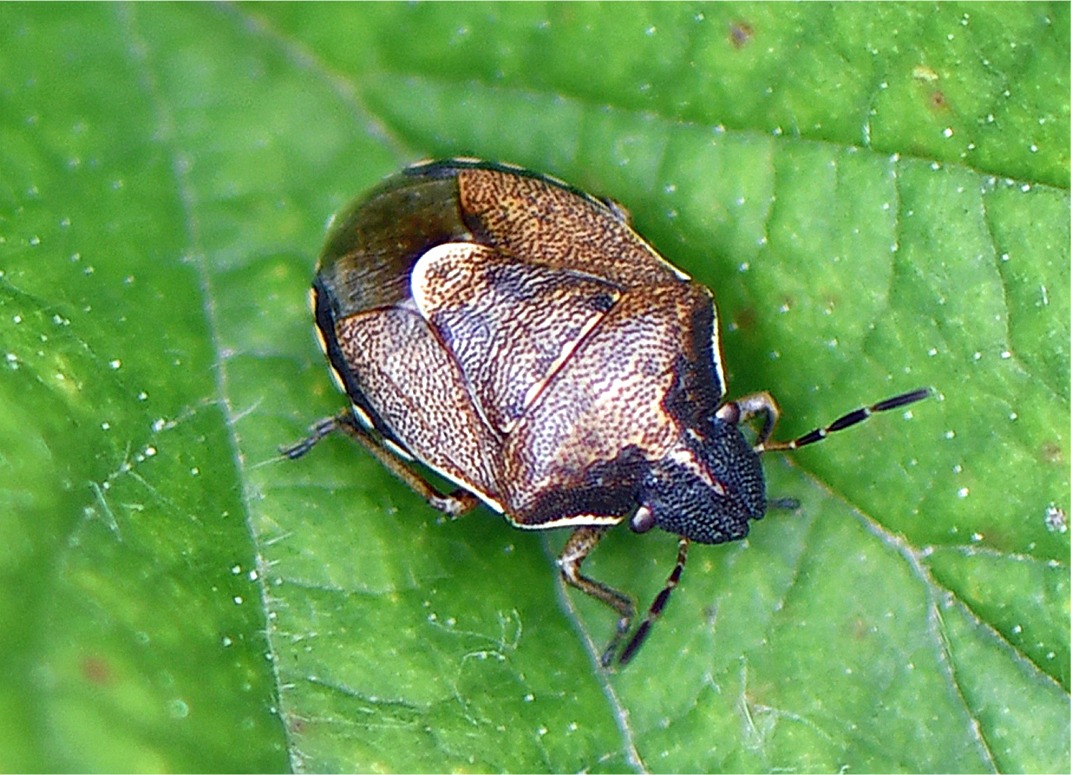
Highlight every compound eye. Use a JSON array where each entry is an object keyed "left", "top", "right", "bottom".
[{"left": 630, "top": 505, "right": 656, "bottom": 534}]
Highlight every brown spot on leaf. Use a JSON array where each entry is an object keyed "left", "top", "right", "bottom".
[
  {"left": 929, "top": 90, "right": 950, "bottom": 112},
  {"left": 81, "top": 655, "right": 113, "bottom": 685},
  {"left": 734, "top": 306, "right": 757, "bottom": 332},
  {"left": 729, "top": 20, "right": 754, "bottom": 49},
  {"left": 1040, "top": 441, "right": 1063, "bottom": 464}
]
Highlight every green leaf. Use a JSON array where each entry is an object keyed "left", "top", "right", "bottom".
[{"left": 1, "top": 3, "right": 1066, "bottom": 772}]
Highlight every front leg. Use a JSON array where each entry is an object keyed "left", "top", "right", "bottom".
[
  {"left": 714, "top": 391, "right": 781, "bottom": 446},
  {"left": 558, "top": 526, "right": 636, "bottom": 667},
  {"left": 282, "top": 409, "right": 479, "bottom": 517}
]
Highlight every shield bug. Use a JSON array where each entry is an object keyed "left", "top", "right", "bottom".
[{"left": 285, "top": 158, "right": 929, "bottom": 667}]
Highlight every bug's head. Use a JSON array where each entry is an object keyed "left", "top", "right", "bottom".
[
  {"left": 632, "top": 417, "right": 766, "bottom": 545},
  {"left": 629, "top": 387, "right": 934, "bottom": 546}
]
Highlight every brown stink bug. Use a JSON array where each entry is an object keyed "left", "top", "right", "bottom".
[{"left": 284, "top": 158, "right": 930, "bottom": 667}]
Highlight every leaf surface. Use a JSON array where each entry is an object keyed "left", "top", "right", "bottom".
[{"left": 0, "top": 3, "right": 1066, "bottom": 772}]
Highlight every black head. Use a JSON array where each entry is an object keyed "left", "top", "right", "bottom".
[{"left": 632, "top": 416, "right": 766, "bottom": 545}]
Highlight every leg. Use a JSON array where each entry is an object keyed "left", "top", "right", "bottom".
[
  {"left": 715, "top": 391, "right": 781, "bottom": 446},
  {"left": 558, "top": 526, "right": 636, "bottom": 667},
  {"left": 619, "top": 537, "right": 690, "bottom": 665},
  {"left": 281, "top": 409, "right": 479, "bottom": 517}
]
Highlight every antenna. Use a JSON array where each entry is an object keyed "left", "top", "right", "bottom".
[{"left": 760, "top": 387, "right": 932, "bottom": 452}]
